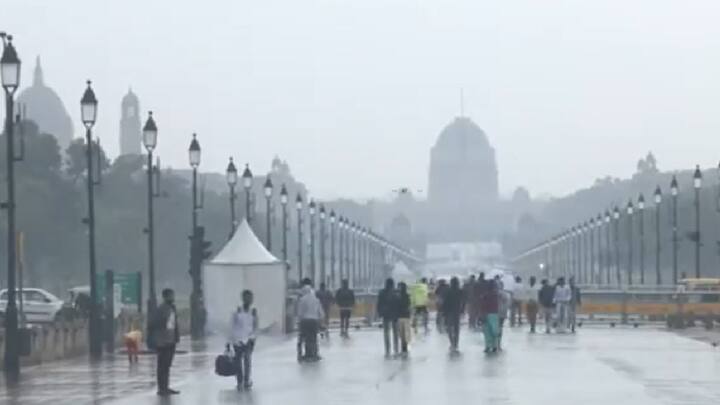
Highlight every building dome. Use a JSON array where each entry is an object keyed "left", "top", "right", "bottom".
[
  {"left": 122, "top": 88, "right": 139, "bottom": 107},
  {"left": 17, "top": 57, "right": 74, "bottom": 151},
  {"left": 434, "top": 117, "right": 492, "bottom": 153}
]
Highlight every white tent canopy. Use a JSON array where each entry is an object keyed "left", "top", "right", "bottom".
[{"left": 203, "top": 219, "right": 286, "bottom": 335}]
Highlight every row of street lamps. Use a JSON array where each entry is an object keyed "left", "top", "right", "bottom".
[{"left": 513, "top": 166, "right": 706, "bottom": 286}]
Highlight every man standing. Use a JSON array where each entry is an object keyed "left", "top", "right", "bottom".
[
  {"left": 538, "top": 279, "right": 555, "bottom": 334},
  {"left": 297, "top": 279, "right": 324, "bottom": 362},
  {"left": 442, "top": 277, "right": 465, "bottom": 353},
  {"left": 410, "top": 278, "right": 429, "bottom": 333},
  {"left": 377, "top": 278, "right": 400, "bottom": 358},
  {"left": 553, "top": 277, "right": 572, "bottom": 333},
  {"left": 153, "top": 288, "right": 180, "bottom": 396},
  {"left": 335, "top": 279, "right": 355, "bottom": 338},
  {"left": 568, "top": 277, "right": 582, "bottom": 333},
  {"left": 316, "top": 283, "right": 334, "bottom": 339},
  {"left": 525, "top": 276, "right": 540, "bottom": 333},
  {"left": 510, "top": 276, "right": 524, "bottom": 327}
]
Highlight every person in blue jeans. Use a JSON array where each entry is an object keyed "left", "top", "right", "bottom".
[
  {"left": 229, "top": 290, "right": 257, "bottom": 390},
  {"left": 481, "top": 280, "right": 500, "bottom": 353}
]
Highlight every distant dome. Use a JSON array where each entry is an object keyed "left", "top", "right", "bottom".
[
  {"left": 122, "top": 88, "right": 139, "bottom": 107},
  {"left": 434, "top": 117, "right": 492, "bottom": 152},
  {"left": 17, "top": 57, "right": 73, "bottom": 151}
]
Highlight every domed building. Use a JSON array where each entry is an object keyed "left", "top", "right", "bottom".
[
  {"left": 427, "top": 116, "right": 500, "bottom": 241},
  {"left": 119, "top": 88, "right": 142, "bottom": 155},
  {"left": 17, "top": 57, "right": 74, "bottom": 151}
]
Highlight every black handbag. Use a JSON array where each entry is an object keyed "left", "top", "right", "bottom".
[{"left": 215, "top": 345, "right": 237, "bottom": 377}]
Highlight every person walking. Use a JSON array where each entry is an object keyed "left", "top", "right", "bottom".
[
  {"left": 553, "top": 277, "right": 572, "bottom": 333},
  {"left": 510, "top": 276, "right": 524, "bottom": 327},
  {"left": 464, "top": 275, "right": 478, "bottom": 330},
  {"left": 568, "top": 277, "right": 582, "bottom": 333},
  {"left": 335, "top": 279, "right": 355, "bottom": 338},
  {"left": 475, "top": 273, "right": 487, "bottom": 329},
  {"left": 410, "top": 278, "right": 429, "bottom": 333},
  {"left": 153, "top": 288, "right": 180, "bottom": 396},
  {"left": 316, "top": 282, "right": 334, "bottom": 339},
  {"left": 538, "top": 279, "right": 555, "bottom": 334},
  {"left": 442, "top": 277, "right": 465, "bottom": 353},
  {"left": 434, "top": 279, "right": 449, "bottom": 333},
  {"left": 481, "top": 280, "right": 500, "bottom": 353},
  {"left": 229, "top": 290, "right": 257, "bottom": 390},
  {"left": 296, "top": 279, "right": 324, "bottom": 362},
  {"left": 397, "top": 282, "right": 412, "bottom": 357},
  {"left": 497, "top": 281, "right": 512, "bottom": 350},
  {"left": 377, "top": 278, "right": 400, "bottom": 358},
  {"left": 525, "top": 276, "right": 540, "bottom": 333}
]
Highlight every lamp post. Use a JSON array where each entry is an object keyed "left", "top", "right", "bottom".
[
  {"left": 319, "top": 205, "right": 327, "bottom": 285},
  {"left": 338, "top": 216, "right": 345, "bottom": 282},
  {"left": 264, "top": 177, "right": 273, "bottom": 251},
  {"left": 142, "top": 111, "right": 158, "bottom": 314},
  {"left": 638, "top": 194, "right": 645, "bottom": 285},
  {"left": 350, "top": 222, "right": 357, "bottom": 287},
  {"left": 693, "top": 165, "right": 702, "bottom": 278},
  {"left": 605, "top": 210, "right": 612, "bottom": 285},
  {"left": 1, "top": 32, "right": 21, "bottom": 375},
  {"left": 80, "top": 80, "right": 102, "bottom": 359},
  {"left": 613, "top": 206, "right": 621, "bottom": 286},
  {"left": 577, "top": 225, "right": 585, "bottom": 283},
  {"left": 627, "top": 200, "right": 634, "bottom": 285},
  {"left": 308, "top": 200, "right": 316, "bottom": 282},
  {"left": 280, "top": 184, "right": 289, "bottom": 267},
  {"left": 671, "top": 175, "right": 679, "bottom": 284},
  {"left": 589, "top": 218, "right": 596, "bottom": 284},
  {"left": 188, "top": 133, "right": 203, "bottom": 339},
  {"left": 296, "top": 194, "right": 304, "bottom": 282},
  {"left": 330, "top": 210, "right": 336, "bottom": 289},
  {"left": 654, "top": 186, "right": 662, "bottom": 285},
  {"left": 242, "top": 164, "right": 253, "bottom": 224},
  {"left": 226, "top": 158, "right": 238, "bottom": 238}
]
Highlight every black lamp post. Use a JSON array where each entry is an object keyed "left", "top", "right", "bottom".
[
  {"left": 627, "top": 200, "right": 634, "bottom": 285},
  {"left": 589, "top": 218, "right": 596, "bottom": 284},
  {"left": 226, "top": 158, "right": 238, "bottom": 238},
  {"left": 604, "top": 210, "right": 611, "bottom": 285},
  {"left": 350, "top": 221, "right": 357, "bottom": 287},
  {"left": 264, "top": 177, "right": 273, "bottom": 251},
  {"left": 671, "top": 175, "right": 679, "bottom": 284},
  {"left": 280, "top": 184, "right": 289, "bottom": 267},
  {"left": 1, "top": 32, "right": 21, "bottom": 375},
  {"left": 308, "top": 200, "right": 317, "bottom": 282},
  {"left": 296, "top": 193, "right": 304, "bottom": 281},
  {"left": 242, "top": 164, "right": 253, "bottom": 224},
  {"left": 638, "top": 194, "right": 645, "bottom": 285},
  {"left": 693, "top": 165, "right": 702, "bottom": 278},
  {"left": 142, "top": 111, "right": 158, "bottom": 314},
  {"left": 319, "top": 205, "right": 327, "bottom": 285},
  {"left": 80, "top": 80, "right": 102, "bottom": 359},
  {"left": 613, "top": 206, "right": 621, "bottom": 286},
  {"left": 654, "top": 186, "right": 662, "bottom": 285},
  {"left": 188, "top": 133, "right": 203, "bottom": 339},
  {"left": 330, "top": 210, "right": 336, "bottom": 289},
  {"left": 596, "top": 214, "right": 604, "bottom": 285}
]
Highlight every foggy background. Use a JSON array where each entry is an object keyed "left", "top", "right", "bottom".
[{"left": 4, "top": 0, "right": 720, "bottom": 199}]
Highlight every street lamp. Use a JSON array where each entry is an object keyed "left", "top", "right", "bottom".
[
  {"left": 604, "top": 210, "right": 612, "bottom": 285},
  {"left": 319, "top": 205, "right": 327, "bottom": 286},
  {"left": 1, "top": 32, "right": 21, "bottom": 375},
  {"left": 296, "top": 193, "right": 304, "bottom": 282},
  {"left": 350, "top": 222, "right": 357, "bottom": 287},
  {"left": 338, "top": 216, "right": 345, "bottom": 282},
  {"left": 627, "top": 200, "right": 634, "bottom": 285},
  {"left": 264, "top": 176, "right": 273, "bottom": 251},
  {"left": 613, "top": 206, "right": 621, "bottom": 286},
  {"left": 280, "top": 184, "right": 289, "bottom": 268},
  {"left": 142, "top": 111, "right": 158, "bottom": 315},
  {"left": 596, "top": 214, "right": 604, "bottom": 285},
  {"left": 242, "top": 164, "right": 253, "bottom": 224},
  {"left": 80, "top": 80, "right": 102, "bottom": 359},
  {"left": 671, "top": 175, "right": 679, "bottom": 284},
  {"left": 638, "top": 193, "right": 645, "bottom": 285},
  {"left": 187, "top": 133, "right": 204, "bottom": 339},
  {"left": 589, "top": 218, "right": 596, "bottom": 284},
  {"left": 309, "top": 200, "right": 317, "bottom": 282},
  {"left": 226, "top": 157, "right": 238, "bottom": 238},
  {"left": 693, "top": 165, "right": 702, "bottom": 278},
  {"left": 654, "top": 186, "right": 662, "bottom": 285}
]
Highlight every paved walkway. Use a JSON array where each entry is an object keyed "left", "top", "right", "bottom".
[{"left": 2, "top": 325, "right": 720, "bottom": 404}]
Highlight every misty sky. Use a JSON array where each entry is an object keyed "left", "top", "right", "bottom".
[{"left": 4, "top": 0, "right": 720, "bottom": 200}]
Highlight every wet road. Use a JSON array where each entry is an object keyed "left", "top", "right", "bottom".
[{"left": 3, "top": 326, "right": 720, "bottom": 404}]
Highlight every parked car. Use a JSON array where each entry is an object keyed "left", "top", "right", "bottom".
[{"left": 0, "top": 288, "right": 65, "bottom": 324}]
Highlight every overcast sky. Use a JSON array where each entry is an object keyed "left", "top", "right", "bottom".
[{"left": 4, "top": 0, "right": 720, "bottom": 200}]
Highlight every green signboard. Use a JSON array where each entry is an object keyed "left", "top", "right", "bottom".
[{"left": 96, "top": 272, "right": 141, "bottom": 310}]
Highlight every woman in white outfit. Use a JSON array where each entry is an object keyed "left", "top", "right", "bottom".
[{"left": 229, "top": 290, "right": 258, "bottom": 390}]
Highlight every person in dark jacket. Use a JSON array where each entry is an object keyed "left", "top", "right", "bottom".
[
  {"left": 316, "top": 283, "right": 334, "bottom": 339},
  {"left": 442, "top": 277, "right": 465, "bottom": 353},
  {"left": 481, "top": 280, "right": 500, "bottom": 353},
  {"left": 434, "top": 279, "right": 449, "bottom": 333},
  {"left": 335, "top": 279, "right": 355, "bottom": 338},
  {"left": 569, "top": 277, "right": 582, "bottom": 333},
  {"left": 538, "top": 279, "right": 555, "bottom": 334},
  {"left": 377, "top": 278, "right": 400, "bottom": 357},
  {"left": 396, "top": 282, "right": 412, "bottom": 356},
  {"left": 153, "top": 288, "right": 180, "bottom": 396}
]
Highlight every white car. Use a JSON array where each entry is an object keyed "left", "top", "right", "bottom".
[{"left": 0, "top": 288, "right": 64, "bottom": 323}]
